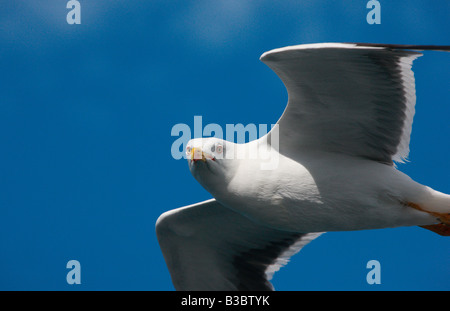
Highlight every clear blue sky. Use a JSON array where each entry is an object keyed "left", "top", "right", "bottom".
[{"left": 0, "top": 1, "right": 449, "bottom": 290}]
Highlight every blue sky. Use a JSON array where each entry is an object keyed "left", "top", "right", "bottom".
[{"left": 0, "top": 1, "right": 449, "bottom": 290}]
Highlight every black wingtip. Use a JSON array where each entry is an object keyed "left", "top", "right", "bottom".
[{"left": 352, "top": 43, "right": 450, "bottom": 52}]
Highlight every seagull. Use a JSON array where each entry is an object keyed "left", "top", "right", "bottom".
[{"left": 156, "top": 43, "right": 450, "bottom": 291}]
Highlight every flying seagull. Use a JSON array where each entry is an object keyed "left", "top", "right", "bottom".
[{"left": 156, "top": 43, "right": 450, "bottom": 291}]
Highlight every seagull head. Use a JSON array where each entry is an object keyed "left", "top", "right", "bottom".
[{"left": 186, "top": 137, "right": 237, "bottom": 193}]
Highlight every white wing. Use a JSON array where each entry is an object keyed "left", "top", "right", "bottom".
[
  {"left": 156, "top": 199, "right": 322, "bottom": 291},
  {"left": 261, "top": 43, "right": 428, "bottom": 164}
]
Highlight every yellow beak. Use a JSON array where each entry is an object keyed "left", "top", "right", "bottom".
[{"left": 191, "top": 147, "right": 206, "bottom": 162}]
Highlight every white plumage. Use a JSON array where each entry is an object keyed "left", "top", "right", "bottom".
[{"left": 156, "top": 43, "right": 450, "bottom": 291}]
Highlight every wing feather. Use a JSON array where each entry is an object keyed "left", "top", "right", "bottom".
[
  {"left": 156, "top": 199, "right": 322, "bottom": 290},
  {"left": 261, "top": 43, "right": 427, "bottom": 164}
]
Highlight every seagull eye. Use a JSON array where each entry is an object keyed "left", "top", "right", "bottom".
[{"left": 215, "top": 144, "right": 223, "bottom": 154}]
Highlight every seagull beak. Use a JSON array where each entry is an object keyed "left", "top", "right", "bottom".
[{"left": 191, "top": 147, "right": 207, "bottom": 163}]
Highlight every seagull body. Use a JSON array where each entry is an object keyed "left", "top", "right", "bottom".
[
  {"left": 202, "top": 142, "right": 438, "bottom": 233},
  {"left": 156, "top": 43, "right": 450, "bottom": 291}
]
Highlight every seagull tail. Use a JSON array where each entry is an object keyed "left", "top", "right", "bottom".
[
  {"left": 420, "top": 224, "right": 450, "bottom": 236},
  {"left": 407, "top": 190, "right": 450, "bottom": 236}
]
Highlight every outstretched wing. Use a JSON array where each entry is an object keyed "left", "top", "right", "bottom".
[
  {"left": 261, "top": 43, "right": 449, "bottom": 164},
  {"left": 156, "top": 199, "right": 322, "bottom": 291}
]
